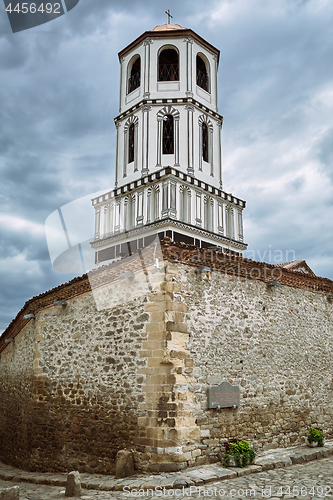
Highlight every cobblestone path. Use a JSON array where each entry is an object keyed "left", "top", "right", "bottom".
[{"left": 1, "top": 456, "right": 332, "bottom": 500}]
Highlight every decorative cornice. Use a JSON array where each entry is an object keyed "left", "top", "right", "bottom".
[
  {"left": 114, "top": 97, "right": 223, "bottom": 124},
  {"left": 91, "top": 167, "right": 246, "bottom": 208},
  {"left": 91, "top": 218, "right": 248, "bottom": 250}
]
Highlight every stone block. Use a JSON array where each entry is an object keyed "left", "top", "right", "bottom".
[
  {"left": 115, "top": 450, "right": 135, "bottom": 479},
  {"left": 290, "top": 453, "right": 306, "bottom": 465},
  {"left": 0, "top": 487, "right": 19, "bottom": 500},
  {"left": 65, "top": 471, "right": 82, "bottom": 497}
]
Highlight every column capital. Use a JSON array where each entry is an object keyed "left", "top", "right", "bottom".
[
  {"left": 183, "top": 37, "right": 194, "bottom": 43},
  {"left": 185, "top": 104, "right": 195, "bottom": 112},
  {"left": 143, "top": 38, "right": 153, "bottom": 46},
  {"left": 142, "top": 105, "right": 152, "bottom": 113}
]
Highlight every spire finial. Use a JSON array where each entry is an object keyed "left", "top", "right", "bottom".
[{"left": 165, "top": 9, "right": 173, "bottom": 24}]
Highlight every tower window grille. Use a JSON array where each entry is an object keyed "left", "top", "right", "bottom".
[
  {"left": 128, "top": 56, "right": 140, "bottom": 94},
  {"left": 196, "top": 54, "right": 209, "bottom": 92},
  {"left": 128, "top": 123, "right": 135, "bottom": 163},
  {"left": 158, "top": 49, "right": 179, "bottom": 81},
  {"left": 202, "top": 123, "right": 209, "bottom": 162},
  {"left": 163, "top": 115, "right": 174, "bottom": 155}
]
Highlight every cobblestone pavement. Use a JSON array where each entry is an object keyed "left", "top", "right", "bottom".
[{"left": 1, "top": 456, "right": 333, "bottom": 500}]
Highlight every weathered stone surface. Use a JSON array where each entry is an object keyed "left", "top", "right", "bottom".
[
  {"left": 65, "top": 471, "right": 82, "bottom": 497},
  {"left": 0, "top": 486, "right": 19, "bottom": 500},
  {"left": 115, "top": 450, "right": 135, "bottom": 479},
  {"left": 1, "top": 244, "right": 333, "bottom": 474}
]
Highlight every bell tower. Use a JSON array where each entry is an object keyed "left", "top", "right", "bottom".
[{"left": 92, "top": 21, "right": 247, "bottom": 263}]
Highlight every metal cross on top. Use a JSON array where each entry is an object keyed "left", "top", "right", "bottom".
[{"left": 165, "top": 9, "right": 173, "bottom": 24}]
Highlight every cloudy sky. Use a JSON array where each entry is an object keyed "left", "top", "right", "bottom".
[{"left": 0, "top": 0, "right": 332, "bottom": 332}]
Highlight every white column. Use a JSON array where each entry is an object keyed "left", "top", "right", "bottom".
[
  {"left": 147, "top": 190, "right": 151, "bottom": 223},
  {"left": 141, "top": 105, "right": 151, "bottom": 175},
  {"left": 218, "top": 120, "right": 223, "bottom": 188},
  {"left": 155, "top": 185, "right": 160, "bottom": 220},
  {"left": 137, "top": 191, "right": 144, "bottom": 225},
  {"left": 103, "top": 205, "right": 109, "bottom": 235},
  {"left": 225, "top": 205, "right": 229, "bottom": 238},
  {"left": 115, "top": 121, "right": 121, "bottom": 187},
  {"left": 174, "top": 117, "right": 180, "bottom": 167},
  {"left": 143, "top": 39, "right": 152, "bottom": 98},
  {"left": 238, "top": 209, "right": 244, "bottom": 242},
  {"left": 123, "top": 128, "right": 128, "bottom": 178},
  {"left": 185, "top": 104, "right": 194, "bottom": 174},
  {"left": 209, "top": 127, "right": 214, "bottom": 177},
  {"left": 156, "top": 117, "right": 162, "bottom": 167},
  {"left": 110, "top": 203, "right": 114, "bottom": 234},
  {"left": 195, "top": 192, "right": 202, "bottom": 226},
  {"left": 95, "top": 209, "right": 101, "bottom": 239},
  {"left": 124, "top": 198, "right": 128, "bottom": 230},
  {"left": 188, "top": 191, "right": 192, "bottom": 225},
  {"left": 213, "top": 54, "right": 218, "bottom": 112},
  {"left": 134, "top": 121, "right": 139, "bottom": 172},
  {"left": 230, "top": 207, "right": 235, "bottom": 239},
  {"left": 199, "top": 122, "right": 202, "bottom": 172},
  {"left": 218, "top": 202, "right": 224, "bottom": 234},
  {"left": 115, "top": 202, "right": 121, "bottom": 233},
  {"left": 119, "top": 56, "right": 125, "bottom": 113},
  {"left": 184, "top": 37, "right": 193, "bottom": 97}
]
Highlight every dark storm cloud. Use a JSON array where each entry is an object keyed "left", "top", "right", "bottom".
[{"left": 0, "top": 0, "right": 332, "bottom": 332}]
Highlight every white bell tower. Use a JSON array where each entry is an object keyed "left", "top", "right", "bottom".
[{"left": 91, "top": 20, "right": 247, "bottom": 263}]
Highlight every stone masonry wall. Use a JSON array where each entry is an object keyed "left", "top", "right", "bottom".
[
  {"left": 1, "top": 240, "right": 333, "bottom": 473},
  {"left": 171, "top": 262, "right": 333, "bottom": 463},
  {"left": 0, "top": 323, "right": 35, "bottom": 470},
  {"left": 29, "top": 291, "right": 149, "bottom": 473}
]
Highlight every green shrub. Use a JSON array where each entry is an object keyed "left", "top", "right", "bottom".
[
  {"left": 307, "top": 427, "right": 324, "bottom": 447},
  {"left": 224, "top": 440, "right": 256, "bottom": 468}
]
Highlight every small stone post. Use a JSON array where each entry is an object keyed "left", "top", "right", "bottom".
[
  {"left": 115, "top": 449, "right": 135, "bottom": 478},
  {"left": 65, "top": 471, "right": 82, "bottom": 497},
  {"left": 0, "top": 486, "right": 20, "bottom": 500}
]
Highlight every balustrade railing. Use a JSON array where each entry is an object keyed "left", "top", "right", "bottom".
[
  {"left": 158, "top": 64, "right": 179, "bottom": 82},
  {"left": 197, "top": 70, "right": 209, "bottom": 92},
  {"left": 128, "top": 72, "right": 140, "bottom": 94}
]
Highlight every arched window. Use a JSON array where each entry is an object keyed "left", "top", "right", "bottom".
[
  {"left": 202, "top": 123, "right": 209, "bottom": 162},
  {"left": 196, "top": 54, "right": 209, "bottom": 92},
  {"left": 158, "top": 48, "right": 179, "bottom": 81},
  {"left": 128, "top": 123, "right": 135, "bottom": 163},
  {"left": 163, "top": 115, "right": 174, "bottom": 154},
  {"left": 128, "top": 56, "right": 140, "bottom": 94}
]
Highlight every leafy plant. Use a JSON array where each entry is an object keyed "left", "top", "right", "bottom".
[
  {"left": 307, "top": 427, "right": 324, "bottom": 447},
  {"left": 223, "top": 440, "right": 256, "bottom": 468}
]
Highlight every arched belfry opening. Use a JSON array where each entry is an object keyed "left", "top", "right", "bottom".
[
  {"left": 202, "top": 123, "right": 209, "bottom": 162},
  {"left": 196, "top": 54, "right": 209, "bottom": 93},
  {"left": 158, "top": 48, "right": 179, "bottom": 81},
  {"left": 128, "top": 55, "right": 140, "bottom": 94},
  {"left": 128, "top": 123, "right": 135, "bottom": 163},
  {"left": 163, "top": 115, "right": 174, "bottom": 154}
]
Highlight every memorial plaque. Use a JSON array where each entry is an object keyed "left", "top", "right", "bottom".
[{"left": 208, "top": 380, "right": 240, "bottom": 409}]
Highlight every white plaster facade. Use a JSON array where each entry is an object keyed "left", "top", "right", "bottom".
[{"left": 92, "top": 23, "right": 247, "bottom": 264}]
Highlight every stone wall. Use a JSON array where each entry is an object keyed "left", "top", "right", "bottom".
[
  {"left": 0, "top": 290, "right": 149, "bottom": 473},
  {"left": 1, "top": 240, "right": 333, "bottom": 473},
  {"left": 162, "top": 241, "right": 333, "bottom": 464},
  {"left": 0, "top": 323, "right": 35, "bottom": 470}
]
